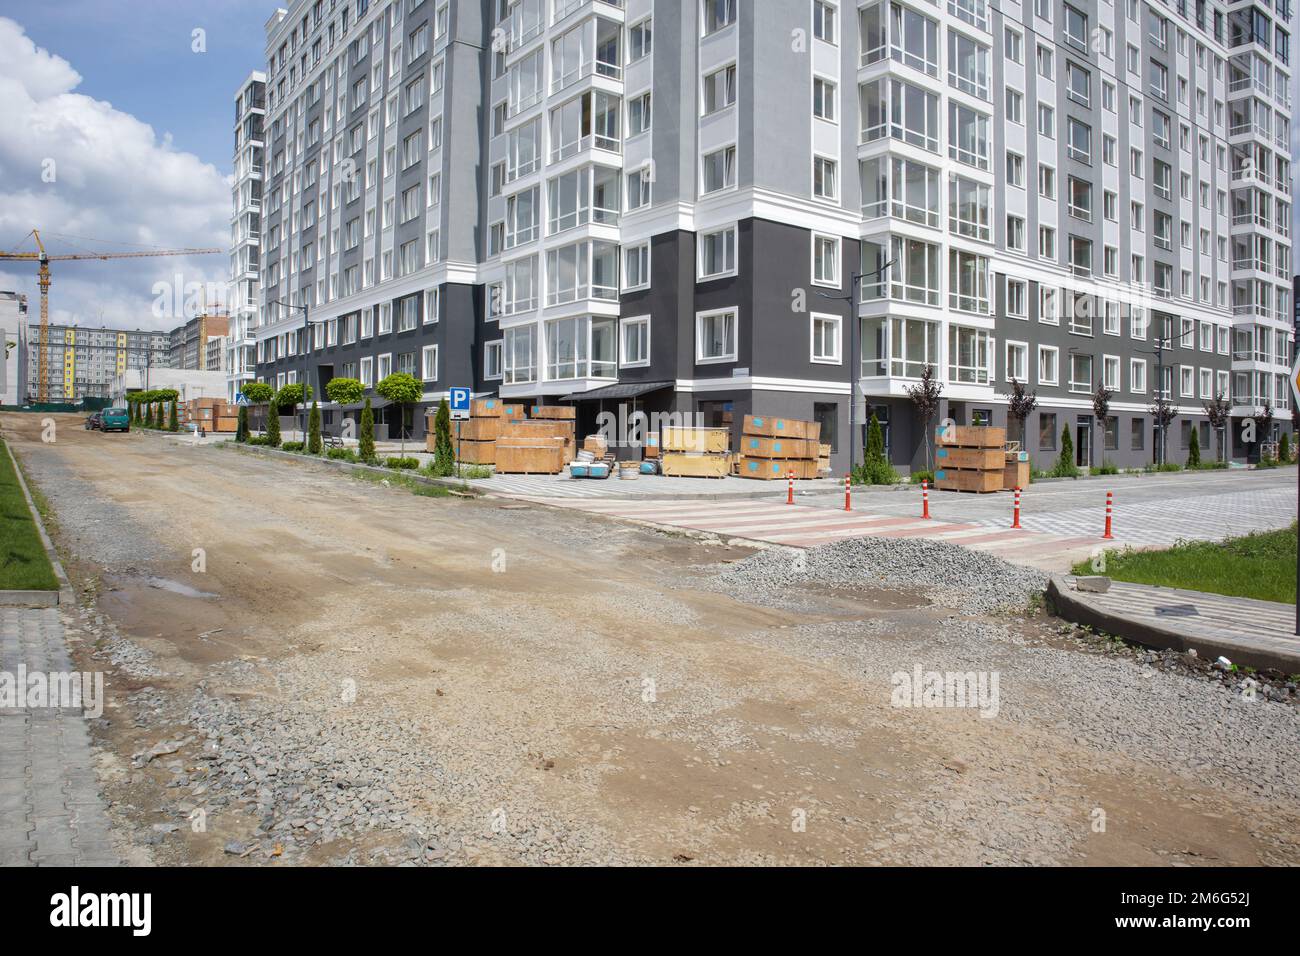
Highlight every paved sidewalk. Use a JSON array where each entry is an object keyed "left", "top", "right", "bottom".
[
  {"left": 1047, "top": 576, "right": 1300, "bottom": 673},
  {"left": 525, "top": 496, "right": 1102, "bottom": 570},
  {"left": 0, "top": 607, "right": 119, "bottom": 866}
]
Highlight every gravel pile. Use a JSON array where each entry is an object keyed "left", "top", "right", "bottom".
[{"left": 715, "top": 536, "right": 1048, "bottom": 614}]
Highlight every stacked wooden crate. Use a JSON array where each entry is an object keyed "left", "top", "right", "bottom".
[
  {"left": 737, "top": 415, "right": 821, "bottom": 479},
  {"left": 1002, "top": 441, "right": 1031, "bottom": 490},
  {"left": 660, "top": 426, "right": 730, "bottom": 478},
  {"left": 496, "top": 417, "right": 572, "bottom": 474},
  {"left": 527, "top": 406, "right": 577, "bottom": 459},
  {"left": 934, "top": 426, "right": 1007, "bottom": 493},
  {"left": 429, "top": 397, "right": 524, "bottom": 465},
  {"left": 186, "top": 397, "right": 239, "bottom": 432}
]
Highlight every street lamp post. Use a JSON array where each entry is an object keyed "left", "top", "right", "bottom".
[
  {"left": 268, "top": 298, "right": 314, "bottom": 443},
  {"left": 1137, "top": 333, "right": 1173, "bottom": 466},
  {"left": 817, "top": 260, "right": 894, "bottom": 475}
]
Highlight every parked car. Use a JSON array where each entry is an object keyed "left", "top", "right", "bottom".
[
  {"left": 84, "top": 412, "right": 102, "bottom": 430},
  {"left": 100, "top": 407, "right": 130, "bottom": 432}
]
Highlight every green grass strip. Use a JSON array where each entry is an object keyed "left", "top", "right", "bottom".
[{"left": 0, "top": 439, "right": 59, "bottom": 591}]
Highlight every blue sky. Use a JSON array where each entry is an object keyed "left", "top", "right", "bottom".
[{"left": 0, "top": 0, "right": 269, "bottom": 175}]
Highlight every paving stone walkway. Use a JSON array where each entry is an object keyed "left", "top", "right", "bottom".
[{"left": 0, "top": 607, "right": 119, "bottom": 866}]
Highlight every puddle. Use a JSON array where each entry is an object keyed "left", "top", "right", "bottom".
[{"left": 141, "top": 577, "right": 218, "bottom": 599}]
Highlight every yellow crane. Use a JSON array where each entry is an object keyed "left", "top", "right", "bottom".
[{"left": 0, "top": 229, "right": 222, "bottom": 401}]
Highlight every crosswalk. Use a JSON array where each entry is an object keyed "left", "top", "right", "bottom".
[{"left": 520, "top": 497, "right": 1104, "bottom": 570}]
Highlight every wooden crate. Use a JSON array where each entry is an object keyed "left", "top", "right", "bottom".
[
  {"left": 452, "top": 438, "right": 496, "bottom": 465},
  {"left": 469, "top": 398, "right": 524, "bottom": 419},
  {"left": 500, "top": 419, "right": 574, "bottom": 440},
  {"left": 662, "top": 426, "right": 729, "bottom": 453},
  {"left": 938, "top": 425, "right": 1007, "bottom": 448},
  {"left": 643, "top": 432, "right": 660, "bottom": 459},
  {"left": 582, "top": 435, "right": 609, "bottom": 457},
  {"left": 528, "top": 405, "right": 576, "bottom": 420},
  {"left": 935, "top": 446, "right": 1004, "bottom": 470},
  {"left": 738, "top": 457, "right": 820, "bottom": 480},
  {"left": 935, "top": 467, "right": 1003, "bottom": 493},
  {"left": 739, "top": 435, "right": 819, "bottom": 459},
  {"left": 449, "top": 417, "right": 501, "bottom": 441},
  {"left": 495, "top": 439, "right": 565, "bottom": 474},
  {"left": 212, "top": 417, "right": 239, "bottom": 433},
  {"left": 660, "top": 452, "right": 730, "bottom": 478},
  {"left": 742, "top": 415, "right": 818, "bottom": 440},
  {"left": 1002, "top": 459, "right": 1031, "bottom": 491}
]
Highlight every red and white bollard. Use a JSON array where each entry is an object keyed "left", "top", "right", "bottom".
[
  {"left": 1102, "top": 490, "right": 1114, "bottom": 539},
  {"left": 921, "top": 479, "right": 931, "bottom": 519},
  {"left": 1011, "top": 487, "right": 1022, "bottom": 529},
  {"left": 844, "top": 474, "right": 852, "bottom": 512},
  {"left": 787, "top": 470, "right": 794, "bottom": 505}
]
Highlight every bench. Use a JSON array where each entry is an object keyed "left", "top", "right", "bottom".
[{"left": 323, "top": 435, "right": 346, "bottom": 449}]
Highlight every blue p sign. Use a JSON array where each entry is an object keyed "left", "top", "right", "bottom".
[{"left": 449, "top": 387, "right": 471, "bottom": 419}]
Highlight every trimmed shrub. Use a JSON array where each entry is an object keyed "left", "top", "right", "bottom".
[
  {"left": 358, "top": 397, "right": 376, "bottom": 464},
  {"left": 265, "top": 409, "right": 282, "bottom": 448},
  {"left": 168, "top": 402, "right": 178, "bottom": 432},
  {"left": 307, "top": 401, "right": 322, "bottom": 455},
  {"left": 384, "top": 456, "right": 420, "bottom": 470},
  {"left": 282, "top": 441, "right": 305, "bottom": 452},
  {"left": 236, "top": 405, "right": 249, "bottom": 443},
  {"left": 431, "top": 398, "right": 454, "bottom": 477},
  {"left": 909, "top": 470, "right": 934, "bottom": 485},
  {"left": 1281, "top": 432, "right": 1291, "bottom": 463},
  {"left": 1188, "top": 426, "right": 1201, "bottom": 468},
  {"left": 326, "top": 447, "right": 358, "bottom": 462}
]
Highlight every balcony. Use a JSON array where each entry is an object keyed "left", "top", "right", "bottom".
[{"left": 947, "top": 0, "right": 988, "bottom": 32}]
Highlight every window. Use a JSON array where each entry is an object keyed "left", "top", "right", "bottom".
[
  {"left": 377, "top": 353, "right": 393, "bottom": 381},
  {"left": 696, "top": 308, "right": 737, "bottom": 363},
  {"left": 1006, "top": 341, "right": 1028, "bottom": 382},
  {"left": 699, "top": 226, "right": 737, "bottom": 279},
  {"left": 1130, "top": 417, "right": 1145, "bottom": 451},
  {"left": 702, "top": 64, "right": 736, "bottom": 114},
  {"left": 1130, "top": 358, "right": 1147, "bottom": 393},
  {"left": 421, "top": 344, "right": 438, "bottom": 381},
  {"left": 1037, "top": 345, "right": 1059, "bottom": 385},
  {"left": 1039, "top": 413, "right": 1058, "bottom": 452},
  {"left": 1007, "top": 279, "right": 1027, "bottom": 317},
  {"left": 629, "top": 19, "right": 652, "bottom": 60},
  {"left": 702, "top": 145, "right": 737, "bottom": 193},
  {"left": 360, "top": 356, "right": 374, "bottom": 387},
  {"left": 484, "top": 340, "right": 503, "bottom": 380},
  {"left": 1037, "top": 44, "right": 1053, "bottom": 79},
  {"left": 1066, "top": 118, "right": 1090, "bottom": 162},
  {"left": 813, "top": 77, "right": 837, "bottom": 120},
  {"left": 812, "top": 234, "right": 840, "bottom": 285},
  {"left": 1038, "top": 164, "right": 1054, "bottom": 199},
  {"left": 1037, "top": 104, "right": 1055, "bottom": 139},
  {"left": 1004, "top": 27, "right": 1022, "bottom": 64},
  {"left": 813, "top": 1, "right": 837, "bottom": 43},
  {"left": 1006, "top": 151, "right": 1024, "bottom": 187},
  {"left": 624, "top": 243, "right": 650, "bottom": 290},
  {"left": 1007, "top": 214, "right": 1025, "bottom": 251},
  {"left": 1005, "top": 89, "right": 1023, "bottom": 125},
  {"left": 620, "top": 315, "right": 650, "bottom": 367},
  {"left": 503, "top": 325, "right": 536, "bottom": 384},
  {"left": 813, "top": 156, "right": 838, "bottom": 199},
  {"left": 424, "top": 289, "right": 440, "bottom": 325},
  {"left": 1066, "top": 62, "right": 1090, "bottom": 107},
  {"left": 703, "top": 0, "right": 736, "bottom": 36},
  {"left": 811, "top": 313, "right": 842, "bottom": 364},
  {"left": 1064, "top": 5, "right": 1088, "bottom": 48},
  {"left": 628, "top": 91, "right": 651, "bottom": 135}
]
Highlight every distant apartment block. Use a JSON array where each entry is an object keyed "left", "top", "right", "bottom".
[
  {"left": 26, "top": 323, "right": 171, "bottom": 402},
  {"left": 167, "top": 312, "right": 231, "bottom": 370},
  {"left": 249, "top": 0, "right": 1295, "bottom": 468},
  {"left": 228, "top": 71, "right": 267, "bottom": 402}
]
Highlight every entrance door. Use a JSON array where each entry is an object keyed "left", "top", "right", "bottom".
[{"left": 1076, "top": 415, "right": 1092, "bottom": 467}]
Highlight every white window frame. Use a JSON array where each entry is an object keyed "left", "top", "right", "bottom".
[
  {"left": 619, "top": 314, "right": 651, "bottom": 368},
  {"left": 1129, "top": 357, "right": 1147, "bottom": 393},
  {"left": 695, "top": 307, "right": 738, "bottom": 364},
  {"left": 484, "top": 340, "right": 504, "bottom": 380},
  {"left": 697, "top": 225, "right": 738, "bottom": 281},
  {"left": 421, "top": 344, "right": 439, "bottom": 382},
  {"left": 1037, "top": 344, "right": 1059, "bottom": 386},
  {"left": 1005, "top": 340, "right": 1029, "bottom": 382},
  {"left": 810, "top": 312, "right": 842, "bottom": 365},
  {"left": 811, "top": 233, "right": 841, "bottom": 288}
]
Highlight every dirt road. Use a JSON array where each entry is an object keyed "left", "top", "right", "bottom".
[{"left": 5, "top": 412, "right": 1299, "bottom": 866}]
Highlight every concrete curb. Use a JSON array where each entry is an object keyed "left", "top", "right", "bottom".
[
  {"left": 1046, "top": 575, "right": 1300, "bottom": 674},
  {"left": 1, "top": 440, "right": 74, "bottom": 607}
]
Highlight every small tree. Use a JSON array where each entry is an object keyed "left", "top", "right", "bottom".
[
  {"left": 1188, "top": 424, "right": 1201, "bottom": 467},
  {"left": 1090, "top": 381, "right": 1112, "bottom": 470},
  {"left": 1281, "top": 431, "right": 1291, "bottom": 463},
  {"left": 1004, "top": 378, "right": 1038, "bottom": 450},
  {"left": 431, "top": 398, "right": 455, "bottom": 476},
  {"left": 855, "top": 412, "right": 898, "bottom": 485},
  {"left": 153, "top": 402, "right": 163, "bottom": 429},
  {"left": 236, "top": 404, "right": 249, "bottom": 442},
  {"left": 326, "top": 377, "right": 364, "bottom": 443},
  {"left": 240, "top": 382, "right": 275, "bottom": 435},
  {"left": 359, "top": 396, "right": 376, "bottom": 463},
  {"left": 1057, "top": 425, "right": 1078, "bottom": 477},
  {"left": 1202, "top": 392, "right": 1231, "bottom": 462},
  {"left": 904, "top": 364, "right": 943, "bottom": 473},
  {"left": 1259, "top": 401, "right": 1275, "bottom": 456},
  {"left": 308, "top": 401, "right": 322, "bottom": 454},
  {"left": 168, "top": 400, "right": 179, "bottom": 431},
  {"left": 375, "top": 372, "right": 422, "bottom": 458},
  {"left": 1148, "top": 397, "right": 1177, "bottom": 466}
]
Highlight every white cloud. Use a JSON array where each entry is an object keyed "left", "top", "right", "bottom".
[{"left": 0, "top": 16, "right": 229, "bottom": 333}]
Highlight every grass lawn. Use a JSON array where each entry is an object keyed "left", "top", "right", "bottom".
[
  {"left": 0, "top": 439, "right": 59, "bottom": 591},
  {"left": 1074, "top": 523, "right": 1297, "bottom": 604}
]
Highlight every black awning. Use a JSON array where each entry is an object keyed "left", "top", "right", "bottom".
[{"left": 559, "top": 381, "right": 673, "bottom": 402}]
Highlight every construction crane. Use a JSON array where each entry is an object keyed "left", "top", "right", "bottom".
[{"left": 0, "top": 229, "right": 222, "bottom": 401}]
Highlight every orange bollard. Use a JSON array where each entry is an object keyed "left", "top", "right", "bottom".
[
  {"left": 844, "top": 474, "right": 851, "bottom": 511},
  {"left": 1012, "top": 487, "right": 1022, "bottom": 529},
  {"left": 1102, "top": 490, "right": 1114, "bottom": 539},
  {"left": 921, "top": 479, "right": 931, "bottom": 519},
  {"left": 787, "top": 470, "right": 794, "bottom": 505}
]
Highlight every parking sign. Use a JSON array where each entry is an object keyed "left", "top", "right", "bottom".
[{"left": 449, "top": 387, "right": 471, "bottom": 420}]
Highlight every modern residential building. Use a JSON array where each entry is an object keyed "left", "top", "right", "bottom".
[
  {"left": 109, "top": 368, "right": 229, "bottom": 405},
  {"left": 0, "top": 292, "right": 28, "bottom": 407},
  {"left": 251, "top": 0, "right": 1294, "bottom": 468},
  {"left": 167, "top": 312, "right": 231, "bottom": 371},
  {"left": 228, "top": 71, "right": 268, "bottom": 403},
  {"left": 25, "top": 323, "right": 171, "bottom": 403}
]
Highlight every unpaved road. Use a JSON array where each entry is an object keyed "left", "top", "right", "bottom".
[{"left": 5, "top": 412, "right": 1300, "bottom": 866}]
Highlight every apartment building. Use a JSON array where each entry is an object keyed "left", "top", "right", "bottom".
[
  {"left": 228, "top": 72, "right": 267, "bottom": 403},
  {"left": 0, "top": 292, "right": 29, "bottom": 407},
  {"left": 251, "top": 0, "right": 1294, "bottom": 467},
  {"left": 25, "top": 324, "right": 171, "bottom": 402}
]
